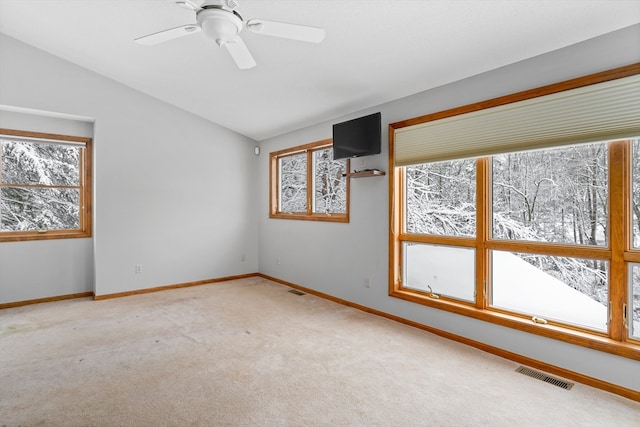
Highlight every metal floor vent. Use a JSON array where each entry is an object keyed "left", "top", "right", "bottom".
[
  {"left": 288, "top": 289, "right": 306, "bottom": 296},
  {"left": 515, "top": 366, "right": 574, "bottom": 390}
]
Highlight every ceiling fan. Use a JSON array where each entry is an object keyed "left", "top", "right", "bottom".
[{"left": 135, "top": 0, "right": 326, "bottom": 69}]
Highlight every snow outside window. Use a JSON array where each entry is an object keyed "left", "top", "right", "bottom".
[
  {"left": 270, "top": 139, "right": 349, "bottom": 223},
  {"left": 312, "top": 148, "right": 347, "bottom": 215},
  {"left": 405, "top": 159, "right": 476, "bottom": 237},
  {"left": 0, "top": 130, "right": 91, "bottom": 241},
  {"left": 630, "top": 264, "right": 640, "bottom": 340},
  {"left": 396, "top": 138, "right": 638, "bottom": 351},
  {"left": 403, "top": 242, "right": 475, "bottom": 302},
  {"left": 278, "top": 153, "right": 307, "bottom": 213}
]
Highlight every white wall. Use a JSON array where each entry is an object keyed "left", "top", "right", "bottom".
[
  {"left": 0, "top": 34, "right": 259, "bottom": 300},
  {"left": 257, "top": 25, "right": 640, "bottom": 391},
  {"left": 0, "top": 107, "right": 96, "bottom": 303}
]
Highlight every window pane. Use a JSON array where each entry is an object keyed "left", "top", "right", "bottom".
[
  {"left": 491, "top": 250, "right": 608, "bottom": 331},
  {"left": 632, "top": 139, "right": 640, "bottom": 249},
  {"left": 403, "top": 242, "right": 475, "bottom": 302},
  {"left": 630, "top": 264, "right": 640, "bottom": 340},
  {"left": 1, "top": 140, "right": 80, "bottom": 186},
  {"left": 312, "top": 148, "right": 347, "bottom": 214},
  {"left": 1, "top": 187, "right": 80, "bottom": 231},
  {"left": 278, "top": 153, "right": 307, "bottom": 213},
  {"left": 405, "top": 159, "right": 476, "bottom": 236},
  {"left": 492, "top": 142, "right": 608, "bottom": 246}
]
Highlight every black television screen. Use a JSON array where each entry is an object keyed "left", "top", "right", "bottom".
[{"left": 332, "top": 112, "right": 381, "bottom": 160}]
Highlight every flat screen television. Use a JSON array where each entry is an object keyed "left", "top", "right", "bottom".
[{"left": 332, "top": 112, "right": 381, "bottom": 160}]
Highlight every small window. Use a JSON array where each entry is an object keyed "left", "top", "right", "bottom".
[
  {"left": 0, "top": 129, "right": 92, "bottom": 242},
  {"left": 270, "top": 139, "right": 349, "bottom": 222}
]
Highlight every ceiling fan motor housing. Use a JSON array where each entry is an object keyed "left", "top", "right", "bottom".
[{"left": 196, "top": 8, "right": 243, "bottom": 46}]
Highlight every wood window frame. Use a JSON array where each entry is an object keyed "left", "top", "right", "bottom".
[
  {"left": 389, "top": 65, "right": 640, "bottom": 360},
  {"left": 0, "top": 128, "right": 92, "bottom": 242},
  {"left": 269, "top": 138, "right": 350, "bottom": 223}
]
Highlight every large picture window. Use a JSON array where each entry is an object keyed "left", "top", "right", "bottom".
[
  {"left": 0, "top": 129, "right": 92, "bottom": 242},
  {"left": 390, "top": 65, "right": 640, "bottom": 359},
  {"left": 270, "top": 139, "right": 349, "bottom": 222}
]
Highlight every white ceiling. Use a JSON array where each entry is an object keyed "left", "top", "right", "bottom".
[{"left": 1, "top": 0, "right": 639, "bottom": 141}]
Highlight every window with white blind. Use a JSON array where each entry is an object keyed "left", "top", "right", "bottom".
[{"left": 389, "top": 64, "right": 640, "bottom": 358}]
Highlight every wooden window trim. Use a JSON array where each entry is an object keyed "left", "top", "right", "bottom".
[
  {"left": 0, "top": 128, "right": 92, "bottom": 242},
  {"left": 388, "top": 65, "right": 640, "bottom": 360},
  {"left": 269, "top": 139, "right": 350, "bottom": 223}
]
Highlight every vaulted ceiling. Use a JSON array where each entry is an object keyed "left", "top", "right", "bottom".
[{"left": 1, "top": 0, "right": 639, "bottom": 141}]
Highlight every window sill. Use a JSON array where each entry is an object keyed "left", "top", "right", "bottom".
[
  {"left": 390, "top": 287, "right": 640, "bottom": 360},
  {"left": 269, "top": 213, "right": 349, "bottom": 223},
  {"left": 0, "top": 230, "right": 92, "bottom": 243}
]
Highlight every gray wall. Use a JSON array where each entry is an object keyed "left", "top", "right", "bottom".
[
  {"left": 0, "top": 34, "right": 260, "bottom": 301},
  {"left": 257, "top": 25, "right": 640, "bottom": 391},
  {"left": 0, "top": 109, "right": 95, "bottom": 302}
]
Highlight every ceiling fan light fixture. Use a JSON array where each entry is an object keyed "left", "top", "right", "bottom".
[
  {"left": 197, "top": 8, "right": 243, "bottom": 44},
  {"left": 135, "top": 1, "right": 326, "bottom": 69}
]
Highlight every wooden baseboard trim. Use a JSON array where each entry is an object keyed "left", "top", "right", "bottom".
[
  {"left": 93, "top": 273, "right": 258, "bottom": 301},
  {"left": 0, "top": 291, "right": 95, "bottom": 309},
  {"left": 257, "top": 273, "right": 640, "bottom": 402}
]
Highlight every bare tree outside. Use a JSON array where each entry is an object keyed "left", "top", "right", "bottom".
[
  {"left": 312, "top": 148, "right": 347, "bottom": 214},
  {"left": 406, "top": 158, "right": 476, "bottom": 236},
  {"left": 278, "top": 148, "right": 347, "bottom": 215},
  {"left": 631, "top": 140, "right": 640, "bottom": 336},
  {"left": 278, "top": 152, "right": 307, "bottom": 213},
  {"left": 404, "top": 141, "right": 621, "bottom": 328},
  {"left": 1, "top": 139, "right": 81, "bottom": 231},
  {"left": 491, "top": 142, "right": 609, "bottom": 307}
]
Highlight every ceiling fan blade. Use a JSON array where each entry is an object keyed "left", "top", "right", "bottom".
[
  {"left": 246, "top": 19, "right": 325, "bottom": 43},
  {"left": 224, "top": 37, "right": 256, "bottom": 69},
  {"left": 135, "top": 24, "right": 201, "bottom": 45},
  {"left": 175, "top": 0, "right": 202, "bottom": 11}
]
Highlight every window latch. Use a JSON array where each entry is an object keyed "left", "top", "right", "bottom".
[
  {"left": 532, "top": 316, "right": 548, "bottom": 325},
  {"left": 623, "top": 303, "right": 629, "bottom": 330},
  {"left": 427, "top": 285, "right": 440, "bottom": 299}
]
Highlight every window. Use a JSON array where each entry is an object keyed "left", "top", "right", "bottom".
[
  {"left": 390, "top": 65, "right": 640, "bottom": 359},
  {"left": 0, "top": 129, "right": 92, "bottom": 242},
  {"left": 270, "top": 139, "right": 349, "bottom": 222}
]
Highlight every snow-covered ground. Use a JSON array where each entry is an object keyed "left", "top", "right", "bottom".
[{"left": 405, "top": 244, "right": 607, "bottom": 331}]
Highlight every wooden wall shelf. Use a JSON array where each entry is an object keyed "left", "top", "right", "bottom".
[{"left": 343, "top": 169, "right": 386, "bottom": 178}]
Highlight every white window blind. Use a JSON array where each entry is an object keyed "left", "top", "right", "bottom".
[{"left": 394, "top": 74, "right": 640, "bottom": 166}]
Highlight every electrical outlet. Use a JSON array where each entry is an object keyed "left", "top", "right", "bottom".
[
  {"left": 135, "top": 264, "right": 142, "bottom": 274},
  {"left": 364, "top": 277, "right": 371, "bottom": 288},
  {"left": 277, "top": 257, "right": 281, "bottom": 265},
  {"left": 241, "top": 254, "right": 246, "bottom": 262}
]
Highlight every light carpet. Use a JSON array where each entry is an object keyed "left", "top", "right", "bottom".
[{"left": 1, "top": 277, "right": 638, "bottom": 426}]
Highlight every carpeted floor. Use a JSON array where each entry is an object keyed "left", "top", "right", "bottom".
[{"left": 1, "top": 276, "right": 638, "bottom": 426}]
